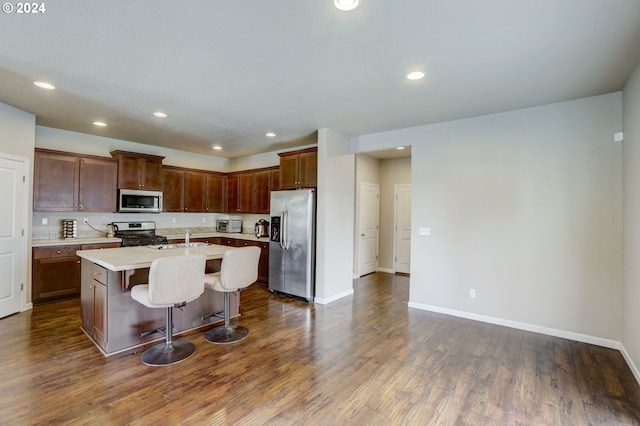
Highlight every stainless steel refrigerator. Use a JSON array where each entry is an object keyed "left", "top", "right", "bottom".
[{"left": 269, "top": 189, "right": 315, "bottom": 302}]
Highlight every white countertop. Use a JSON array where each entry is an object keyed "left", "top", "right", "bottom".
[
  {"left": 32, "top": 232, "right": 271, "bottom": 247},
  {"left": 76, "top": 244, "right": 232, "bottom": 271},
  {"left": 32, "top": 237, "right": 122, "bottom": 247}
]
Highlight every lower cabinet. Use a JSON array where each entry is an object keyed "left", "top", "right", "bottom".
[
  {"left": 220, "top": 238, "right": 269, "bottom": 284},
  {"left": 81, "top": 261, "right": 108, "bottom": 347},
  {"left": 32, "top": 242, "right": 120, "bottom": 305},
  {"left": 32, "top": 245, "right": 81, "bottom": 305}
]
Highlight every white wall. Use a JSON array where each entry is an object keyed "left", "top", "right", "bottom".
[
  {"left": 0, "top": 101, "right": 36, "bottom": 304},
  {"left": 622, "top": 62, "right": 640, "bottom": 381},
  {"left": 315, "top": 128, "right": 355, "bottom": 303},
  {"left": 356, "top": 93, "right": 623, "bottom": 345}
]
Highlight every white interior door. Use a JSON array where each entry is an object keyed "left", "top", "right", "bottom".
[
  {"left": 358, "top": 183, "right": 379, "bottom": 276},
  {"left": 0, "top": 154, "right": 27, "bottom": 318},
  {"left": 394, "top": 184, "right": 411, "bottom": 274}
]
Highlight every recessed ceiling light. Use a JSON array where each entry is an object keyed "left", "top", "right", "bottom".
[
  {"left": 334, "top": 0, "right": 360, "bottom": 11},
  {"left": 265, "top": 132, "right": 276, "bottom": 138},
  {"left": 93, "top": 121, "right": 107, "bottom": 127},
  {"left": 396, "top": 146, "right": 405, "bottom": 150},
  {"left": 406, "top": 71, "right": 425, "bottom": 80},
  {"left": 153, "top": 112, "right": 167, "bottom": 118},
  {"left": 212, "top": 146, "right": 222, "bottom": 151},
  {"left": 34, "top": 81, "right": 55, "bottom": 90}
]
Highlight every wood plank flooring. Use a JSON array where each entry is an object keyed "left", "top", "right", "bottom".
[{"left": 0, "top": 272, "right": 638, "bottom": 425}]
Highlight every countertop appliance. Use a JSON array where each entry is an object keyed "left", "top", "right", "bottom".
[
  {"left": 269, "top": 190, "right": 315, "bottom": 302},
  {"left": 216, "top": 219, "right": 242, "bottom": 233},
  {"left": 255, "top": 219, "right": 269, "bottom": 238},
  {"left": 118, "top": 189, "right": 163, "bottom": 213},
  {"left": 112, "top": 221, "right": 168, "bottom": 247}
]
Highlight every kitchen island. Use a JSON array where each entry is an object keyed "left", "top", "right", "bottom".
[{"left": 76, "top": 244, "right": 236, "bottom": 355}]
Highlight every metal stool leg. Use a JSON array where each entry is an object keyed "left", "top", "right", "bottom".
[
  {"left": 140, "top": 306, "right": 196, "bottom": 366},
  {"left": 204, "top": 292, "right": 249, "bottom": 344}
]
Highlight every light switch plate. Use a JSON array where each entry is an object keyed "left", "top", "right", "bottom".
[{"left": 419, "top": 227, "right": 431, "bottom": 236}]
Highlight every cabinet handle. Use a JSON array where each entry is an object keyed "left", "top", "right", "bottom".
[
  {"left": 56, "top": 250, "right": 61, "bottom": 254},
  {"left": 79, "top": 204, "right": 84, "bottom": 210},
  {"left": 89, "top": 285, "right": 94, "bottom": 289}
]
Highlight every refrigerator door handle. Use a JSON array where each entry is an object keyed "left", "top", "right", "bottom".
[
  {"left": 280, "top": 211, "right": 287, "bottom": 250},
  {"left": 283, "top": 210, "right": 290, "bottom": 250}
]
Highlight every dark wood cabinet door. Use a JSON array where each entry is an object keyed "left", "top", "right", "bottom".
[
  {"left": 33, "top": 151, "right": 79, "bottom": 211},
  {"left": 93, "top": 282, "right": 107, "bottom": 346},
  {"left": 117, "top": 155, "right": 141, "bottom": 189},
  {"left": 79, "top": 157, "right": 117, "bottom": 212},
  {"left": 299, "top": 152, "right": 318, "bottom": 188},
  {"left": 226, "top": 174, "right": 239, "bottom": 213},
  {"left": 206, "top": 173, "right": 225, "bottom": 213},
  {"left": 162, "top": 168, "right": 185, "bottom": 212},
  {"left": 184, "top": 171, "right": 206, "bottom": 212},
  {"left": 238, "top": 173, "right": 255, "bottom": 213},
  {"left": 141, "top": 158, "right": 163, "bottom": 190},
  {"left": 32, "top": 252, "right": 81, "bottom": 305},
  {"left": 270, "top": 169, "right": 280, "bottom": 192},
  {"left": 254, "top": 170, "right": 271, "bottom": 214},
  {"left": 279, "top": 156, "right": 299, "bottom": 189}
]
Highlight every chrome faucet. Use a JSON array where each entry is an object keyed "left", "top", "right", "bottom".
[{"left": 185, "top": 228, "right": 190, "bottom": 246}]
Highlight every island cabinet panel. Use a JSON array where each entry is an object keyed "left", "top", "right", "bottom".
[
  {"left": 206, "top": 173, "right": 226, "bottom": 213},
  {"left": 34, "top": 149, "right": 118, "bottom": 212},
  {"left": 111, "top": 150, "right": 164, "bottom": 190},
  {"left": 278, "top": 147, "right": 317, "bottom": 189},
  {"left": 79, "top": 254, "right": 238, "bottom": 355}
]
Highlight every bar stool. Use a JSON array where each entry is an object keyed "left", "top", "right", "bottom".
[
  {"left": 131, "top": 254, "right": 206, "bottom": 366},
  {"left": 203, "top": 246, "right": 260, "bottom": 344}
]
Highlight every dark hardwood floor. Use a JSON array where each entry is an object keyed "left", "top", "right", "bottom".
[{"left": 1, "top": 272, "right": 639, "bottom": 425}]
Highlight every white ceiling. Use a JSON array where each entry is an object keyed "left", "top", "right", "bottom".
[{"left": 1, "top": 1, "right": 639, "bottom": 159}]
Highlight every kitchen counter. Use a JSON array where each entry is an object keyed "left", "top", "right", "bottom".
[
  {"left": 32, "top": 232, "right": 271, "bottom": 247},
  {"left": 32, "top": 237, "right": 122, "bottom": 247},
  {"left": 76, "top": 244, "right": 231, "bottom": 272},
  {"left": 78, "top": 243, "right": 236, "bottom": 355}
]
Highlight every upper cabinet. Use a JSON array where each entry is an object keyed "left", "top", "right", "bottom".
[
  {"left": 163, "top": 166, "right": 224, "bottom": 213},
  {"left": 226, "top": 172, "right": 255, "bottom": 213},
  {"left": 206, "top": 173, "right": 226, "bottom": 213},
  {"left": 111, "top": 150, "right": 164, "bottom": 190},
  {"left": 34, "top": 149, "right": 117, "bottom": 212},
  {"left": 254, "top": 167, "right": 279, "bottom": 214},
  {"left": 278, "top": 147, "right": 317, "bottom": 189}
]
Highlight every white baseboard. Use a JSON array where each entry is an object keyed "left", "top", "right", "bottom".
[
  {"left": 407, "top": 301, "right": 621, "bottom": 350},
  {"left": 22, "top": 302, "right": 33, "bottom": 312},
  {"left": 377, "top": 267, "right": 395, "bottom": 274},
  {"left": 620, "top": 344, "right": 640, "bottom": 386},
  {"left": 315, "top": 288, "right": 354, "bottom": 305}
]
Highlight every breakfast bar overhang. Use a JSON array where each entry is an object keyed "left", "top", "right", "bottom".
[{"left": 76, "top": 244, "right": 236, "bottom": 355}]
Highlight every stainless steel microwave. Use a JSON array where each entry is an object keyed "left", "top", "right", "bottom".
[{"left": 118, "top": 189, "right": 163, "bottom": 213}]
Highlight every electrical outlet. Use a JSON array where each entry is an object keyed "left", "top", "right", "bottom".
[
  {"left": 42, "top": 218, "right": 48, "bottom": 225},
  {"left": 469, "top": 289, "right": 476, "bottom": 299},
  {"left": 202, "top": 217, "right": 206, "bottom": 223},
  {"left": 171, "top": 217, "right": 177, "bottom": 224},
  {"left": 83, "top": 218, "right": 88, "bottom": 224}
]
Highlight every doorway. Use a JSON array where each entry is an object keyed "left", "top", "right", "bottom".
[{"left": 0, "top": 153, "right": 28, "bottom": 318}]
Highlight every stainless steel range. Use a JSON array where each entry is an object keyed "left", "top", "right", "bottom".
[{"left": 112, "top": 221, "right": 168, "bottom": 247}]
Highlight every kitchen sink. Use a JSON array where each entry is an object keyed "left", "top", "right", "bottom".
[{"left": 147, "top": 242, "right": 209, "bottom": 250}]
